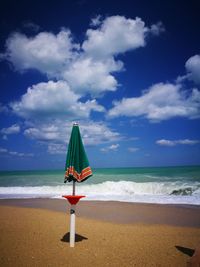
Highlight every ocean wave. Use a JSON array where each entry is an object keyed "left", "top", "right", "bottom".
[{"left": 0, "top": 180, "right": 200, "bottom": 204}]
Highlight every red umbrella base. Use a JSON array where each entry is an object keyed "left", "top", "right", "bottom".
[{"left": 62, "top": 195, "right": 85, "bottom": 205}]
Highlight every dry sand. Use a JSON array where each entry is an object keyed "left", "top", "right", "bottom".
[{"left": 0, "top": 200, "right": 200, "bottom": 267}]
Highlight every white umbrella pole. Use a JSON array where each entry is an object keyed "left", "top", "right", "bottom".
[
  {"left": 70, "top": 204, "right": 76, "bottom": 247},
  {"left": 70, "top": 180, "right": 76, "bottom": 247}
]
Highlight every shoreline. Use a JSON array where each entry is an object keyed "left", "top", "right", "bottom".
[{"left": 1, "top": 198, "right": 200, "bottom": 227}]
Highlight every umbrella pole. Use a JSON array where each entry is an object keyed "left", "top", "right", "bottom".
[
  {"left": 70, "top": 204, "right": 76, "bottom": 247},
  {"left": 70, "top": 180, "right": 76, "bottom": 247},
  {"left": 72, "top": 180, "right": 75, "bottom": 196}
]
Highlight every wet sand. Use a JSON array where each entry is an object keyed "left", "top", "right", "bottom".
[{"left": 1, "top": 198, "right": 200, "bottom": 227}]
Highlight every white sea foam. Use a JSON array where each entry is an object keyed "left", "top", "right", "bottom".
[{"left": 0, "top": 181, "right": 200, "bottom": 205}]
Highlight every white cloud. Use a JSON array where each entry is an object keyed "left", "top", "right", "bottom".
[
  {"left": 0, "top": 147, "right": 33, "bottom": 157},
  {"left": 175, "top": 74, "right": 188, "bottom": 84},
  {"left": 1, "top": 124, "right": 20, "bottom": 135},
  {"left": 156, "top": 139, "right": 199, "bottom": 146},
  {"left": 0, "top": 148, "right": 8, "bottom": 153},
  {"left": 177, "top": 139, "right": 199, "bottom": 145},
  {"left": 47, "top": 143, "right": 66, "bottom": 155},
  {"left": 24, "top": 125, "right": 63, "bottom": 142},
  {"left": 0, "top": 103, "right": 8, "bottom": 113},
  {"left": 10, "top": 80, "right": 104, "bottom": 120},
  {"left": 1, "top": 16, "right": 163, "bottom": 97},
  {"left": 109, "top": 144, "right": 120, "bottom": 150},
  {"left": 90, "top": 15, "right": 102, "bottom": 27},
  {"left": 9, "top": 151, "right": 33, "bottom": 157},
  {"left": 156, "top": 139, "right": 175, "bottom": 146},
  {"left": 61, "top": 57, "right": 123, "bottom": 95},
  {"left": 80, "top": 122, "right": 121, "bottom": 145},
  {"left": 101, "top": 143, "right": 120, "bottom": 152},
  {"left": 1, "top": 30, "right": 79, "bottom": 75},
  {"left": 83, "top": 16, "right": 164, "bottom": 58},
  {"left": 1, "top": 29, "right": 123, "bottom": 96},
  {"left": 44, "top": 122, "right": 122, "bottom": 155},
  {"left": 185, "top": 54, "right": 200, "bottom": 84},
  {"left": 149, "top": 21, "right": 165, "bottom": 36},
  {"left": 108, "top": 83, "right": 200, "bottom": 121},
  {"left": 22, "top": 21, "right": 41, "bottom": 32},
  {"left": 128, "top": 147, "right": 139, "bottom": 152},
  {"left": 24, "top": 120, "right": 121, "bottom": 149},
  {"left": 7, "top": 77, "right": 120, "bottom": 153}
]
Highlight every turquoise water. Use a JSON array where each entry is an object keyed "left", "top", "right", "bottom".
[
  {"left": 1, "top": 166, "right": 200, "bottom": 186},
  {"left": 0, "top": 166, "right": 200, "bottom": 204}
]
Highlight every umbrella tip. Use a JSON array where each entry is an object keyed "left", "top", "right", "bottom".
[{"left": 73, "top": 122, "right": 79, "bottom": 126}]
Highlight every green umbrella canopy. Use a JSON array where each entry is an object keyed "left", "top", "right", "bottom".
[{"left": 64, "top": 123, "right": 92, "bottom": 183}]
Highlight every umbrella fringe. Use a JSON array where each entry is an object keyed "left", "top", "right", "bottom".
[{"left": 64, "top": 166, "right": 92, "bottom": 183}]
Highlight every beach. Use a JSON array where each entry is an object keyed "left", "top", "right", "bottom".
[{"left": 0, "top": 199, "right": 200, "bottom": 267}]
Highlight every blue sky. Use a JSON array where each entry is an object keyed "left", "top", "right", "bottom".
[{"left": 0, "top": 0, "right": 200, "bottom": 170}]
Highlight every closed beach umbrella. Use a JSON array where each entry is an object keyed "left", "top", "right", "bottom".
[
  {"left": 64, "top": 123, "right": 92, "bottom": 186},
  {"left": 63, "top": 123, "right": 92, "bottom": 247}
]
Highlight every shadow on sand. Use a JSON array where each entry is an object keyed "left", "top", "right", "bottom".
[
  {"left": 61, "top": 232, "right": 88, "bottom": 243},
  {"left": 175, "top": 246, "right": 195, "bottom": 257}
]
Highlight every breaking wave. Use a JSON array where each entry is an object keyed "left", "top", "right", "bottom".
[{"left": 0, "top": 180, "right": 200, "bottom": 205}]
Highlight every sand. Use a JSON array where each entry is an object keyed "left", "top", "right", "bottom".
[{"left": 0, "top": 199, "right": 200, "bottom": 267}]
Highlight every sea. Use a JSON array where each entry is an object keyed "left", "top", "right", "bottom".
[{"left": 0, "top": 166, "right": 200, "bottom": 205}]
